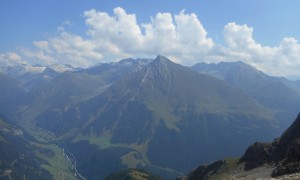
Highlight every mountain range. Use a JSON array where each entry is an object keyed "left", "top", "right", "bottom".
[
  {"left": 192, "top": 61, "right": 300, "bottom": 130},
  {"left": 0, "top": 64, "right": 77, "bottom": 91},
  {"left": 17, "top": 56, "right": 281, "bottom": 178},
  {"left": 1, "top": 55, "right": 300, "bottom": 179}
]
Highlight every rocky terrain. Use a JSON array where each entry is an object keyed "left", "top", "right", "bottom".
[{"left": 186, "top": 113, "right": 300, "bottom": 179}]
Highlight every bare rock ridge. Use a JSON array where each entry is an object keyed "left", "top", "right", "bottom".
[
  {"left": 186, "top": 113, "right": 300, "bottom": 179},
  {"left": 137, "top": 55, "right": 174, "bottom": 83},
  {"left": 241, "top": 113, "right": 300, "bottom": 177}
]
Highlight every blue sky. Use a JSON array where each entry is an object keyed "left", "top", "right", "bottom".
[
  {"left": 1, "top": 0, "right": 300, "bottom": 49},
  {"left": 1, "top": 0, "right": 300, "bottom": 78}
]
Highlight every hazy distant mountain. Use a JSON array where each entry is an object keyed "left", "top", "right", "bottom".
[
  {"left": 0, "top": 64, "right": 77, "bottom": 90},
  {"left": 34, "top": 58, "right": 151, "bottom": 99},
  {"left": 192, "top": 61, "right": 269, "bottom": 90},
  {"left": 0, "top": 73, "right": 24, "bottom": 118},
  {"left": 18, "top": 58, "right": 152, "bottom": 134},
  {"left": 0, "top": 72, "right": 22, "bottom": 99},
  {"left": 82, "top": 58, "right": 152, "bottom": 75},
  {"left": 186, "top": 112, "right": 300, "bottom": 179},
  {"left": 33, "top": 56, "right": 281, "bottom": 179},
  {"left": 192, "top": 61, "right": 300, "bottom": 130}
]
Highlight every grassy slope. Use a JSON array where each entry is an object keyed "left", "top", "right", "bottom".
[
  {"left": 16, "top": 120, "right": 76, "bottom": 179},
  {"left": 105, "top": 168, "right": 162, "bottom": 180}
]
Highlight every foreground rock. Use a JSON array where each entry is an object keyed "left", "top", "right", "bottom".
[{"left": 186, "top": 113, "right": 300, "bottom": 179}]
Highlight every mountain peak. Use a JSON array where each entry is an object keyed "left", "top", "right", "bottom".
[
  {"left": 141, "top": 55, "right": 175, "bottom": 81},
  {"left": 151, "top": 55, "right": 173, "bottom": 67},
  {"left": 154, "top": 55, "right": 170, "bottom": 62}
]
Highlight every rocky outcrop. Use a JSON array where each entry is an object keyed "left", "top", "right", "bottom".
[
  {"left": 240, "top": 113, "right": 300, "bottom": 177},
  {"left": 187, "top": 160, "right": 225, "bottom": 180},
  {"left": 187, "top": 113, "right": 300, "bottom": 179},
  {"left": 240, "top": 142, "right": 272, "bottom": 170}
]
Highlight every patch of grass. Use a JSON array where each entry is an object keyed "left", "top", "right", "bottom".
[
  {"left": 208, "top": 158, "right": 240, "bottom": 180},
  {"left": 121, "top": 151, "right": 146, "bottom": 168},
  {"left": 128, "top": 170, "right": 149, "bottom": 180},
  {"left": 145, "top": 100, "right": 179, "bottom": 131},
  {"left": 224, "top": 157, "right": 240, "bottom": 169},
  {"left": 105, "top": 168, "right": 162, "bottom": 180},
  {"left": 17, "top": 121, "right": 76, "bottom": 179},
  {"left": 72, "top": 130, "right": 113, "bottom": 149},
  {"left": 33, "top": 143, "right": 76, "bottom": 179},
  {"left": 18, "top": 121, "right": 55, "bottom": 142}
]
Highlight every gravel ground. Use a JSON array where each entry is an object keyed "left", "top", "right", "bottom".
[{"left": 212, "top": 163, "right": 300, "bottom": 180}]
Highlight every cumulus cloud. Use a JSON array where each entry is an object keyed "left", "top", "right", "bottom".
[
  {"left": 20, "top": 7, "right": 215, "bottom": 67},
  {"left": 81, "top": 8, "right": 215, "bottom": 64},
  {"left": 22, "top": 31, "right": 103, "bottom": 67},
  {"left": 140, "top": 10, "right": 215, "bottom": 63},
  {"left": 83, "top": 7, "right": 143, "bottom": 59},
  {"left": 5, "top": 7, "right": 300, "bottom": 78},
  {"left": 0, "top": 52, "right": 27, "bottom": 66},
  {"left": 223, "top": 22, "right": 300, "bottom": 78}
]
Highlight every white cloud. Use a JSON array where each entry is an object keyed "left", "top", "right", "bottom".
[
  {"left": 0, "top": 52, "right": 27, "bottom": 66},
  {"left": 140, "top": 10, "right": 215, "bottom": 64},
  {"left": 22, "top": 47, "right": 55, "bottom": 65},
  {"left": 23, "top": 31, "right": 103, "bottom": 67},
  {"left": 84, "top": 8, "right": 143, "bottom": 59},
  {"left": 222, "top": 22, "right": 300, "bottom": 78},
  {"left": 4, "top": 7, "right": 300, "bottom": 78},
  {"left": 20, "top": 7, "right": 215, "bottom": 67},
  {"left": 49, "top": 31, "right": 103, "bottom": 66}
]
